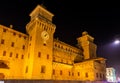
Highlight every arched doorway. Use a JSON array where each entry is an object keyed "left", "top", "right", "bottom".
[
  {"left": 0, "top": 60, "right": 9, "bottom": 79},
  {"left": 0, "top": 61, "right": 9, "bottom": 69}
]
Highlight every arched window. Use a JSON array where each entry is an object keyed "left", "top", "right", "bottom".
[{"left": 0, "top": 61, "right": 9, "bottom": 69}]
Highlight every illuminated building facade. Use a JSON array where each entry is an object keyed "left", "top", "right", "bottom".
[
  {"left": 106, "top": 67, "right": 117, "bottom": 82},
  {"left": 0, "top": 5, "right": 106, "bottom": 81}
]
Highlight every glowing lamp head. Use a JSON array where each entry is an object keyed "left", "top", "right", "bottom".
[{"left": 114, "top": 39, "right": 120, "bottom": 45}]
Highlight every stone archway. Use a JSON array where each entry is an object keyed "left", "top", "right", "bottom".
[
  {"left": 0, "top": 60, "right": 9, "bottom": 79},
  {"left": 0, "top": 61, "right": 9, "bottom": 69}
]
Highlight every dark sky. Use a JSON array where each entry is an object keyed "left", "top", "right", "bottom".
[{"left": 0, "top": 0, "right": 120, "bottom": 77}]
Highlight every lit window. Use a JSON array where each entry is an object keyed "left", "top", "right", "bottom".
[{"left": 41, "top": 65, "right": 46, "bottom": 73}]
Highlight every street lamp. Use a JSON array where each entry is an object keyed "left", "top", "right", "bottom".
[{"left": 114, "top": 39, "right": 120, "bottom": 45}]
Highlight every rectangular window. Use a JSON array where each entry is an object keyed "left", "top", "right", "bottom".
[
  {"left": 30, "top": 36, "right": 32, "bottom": 41},
  {"left": 3, "top": 51, "right": 6, "bottom": 56},
  {"left": 78, "top": 72, "right": 80, "bottom": 76},
  {"left": 53, "top": 69, "right": 55, "bottom": 75},
  {"left": 69, "top": 71, "right": 71, "bottom": 76},
  {"left": 19, "top": 34, "right": 21, "bottom": 38},
  {"left": 1, "top": 39, "right": 4, "bottom": 44},
  {"left": 25, "top": 66, "right": 28, "bottom": 73},
  {"left": 11, "top": 42, "right": 14, "bottom": 47},
  {"left": 38, "top": 52, "right": 41, "bottom": 57},
  {"left": 60, "top": 70, "right": 62, "bottom": 75},
  {"left": 96, "top": 73, "right": 98, "bottom": 78},
  {"left": 41, "top": 65, "right": 46, "bottom": 73},
  {"left": 72, "top": 72, "right": 74, "bottom": 76},
  {"left": 3, "top": 28, "right": 6, "bottom": 32},
  {"left": 53, "top": 57, "right": 55, "bottom": 61},
  {"left": 47, "top": 54, "right": 49, "bottom": 59},
  {"left": 86, "top": 73, "right": 88, "bottom": 77},
  {"left": 10, "top": 52, "right": 12, "bottom": 57},
  {"left": 21, "top": 55, "right": 24, "bottom": 59},
  {"left": 43, "top": 43, "right": 46, "bottom": 46},
  {"left": 22, "top": 45, "right": 25, "bottom": 50},
  {"left": 13, "top": 32, "right": 16, "bottom": 36},
  {"left": 24, "top": 36, "right": 26, "bottom": 39},
  {"left": 29, "top": 43, "right": 31, "bottom": 46},
  {"left": 16, "top": 54, "right": 18, "bottom": 58},
  {"left": 100, "top": 73, "right": 102, "bottom": 78}
]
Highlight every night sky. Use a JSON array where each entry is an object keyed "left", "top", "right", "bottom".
[{"left": 0, "top": 0, "right": 120, "bottom": 77}]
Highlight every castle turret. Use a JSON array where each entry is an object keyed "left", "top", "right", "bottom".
[
  {"left": 24, "top": 5, "right": 56, "bottom": 79},
  {"left": 77, "top": 31, "right": 97, "bottom": 60}
]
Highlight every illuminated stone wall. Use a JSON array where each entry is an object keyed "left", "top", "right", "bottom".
[
  {"left": 4, "top": 80, "right": 108, "bottom": 83},
  {"left": 0, "top": 25, "right": 28, "bottom": 79},
  {"left": 53, "top": 39, "right": 83, "bottom": 65},
  {"left": 77, "top": 31, "right": 97, "bottom": 60},
  {"left": 4, "top": 80, "right": 107, "bottom": 83},
  {"left": 0, "top": 5, "right": 106, "bottom": 81},
  {"left": 106, "top": 67, "right": 117, "bottom": 82}
]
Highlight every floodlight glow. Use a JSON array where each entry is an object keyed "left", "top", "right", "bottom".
[{"left": 114, "top": 40, "right": 120, "bottom": 45}]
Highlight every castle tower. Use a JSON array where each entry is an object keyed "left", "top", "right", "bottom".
[
  {"left": 24, "top": 5, "right": 56, "bottom": 79},
  {"left": 77, "top": 31, "right": 97, "bottom": 60}
]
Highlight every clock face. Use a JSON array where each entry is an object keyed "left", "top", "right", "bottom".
[{"left": 41, "top": 31, "right": 49, "bottom": 40}]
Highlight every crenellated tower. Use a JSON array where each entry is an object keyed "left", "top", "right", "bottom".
[
  {"left": 77, "top": 31, "right": 97, "bottom": 60},
  {"left": 24, "top": 5, "right": 56, "bottom": 79}
]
